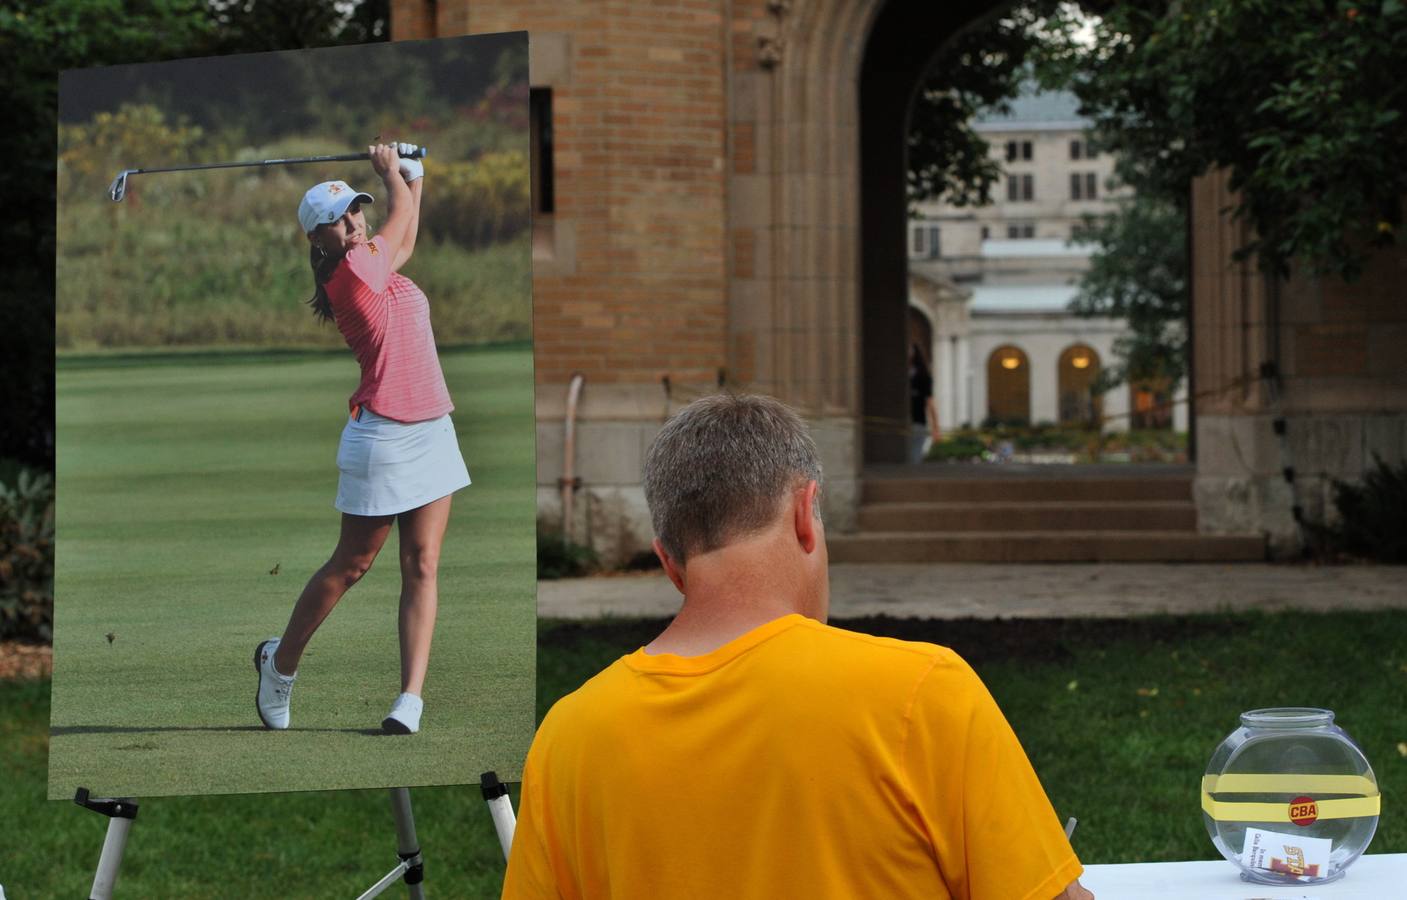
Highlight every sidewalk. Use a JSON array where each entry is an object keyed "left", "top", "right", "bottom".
[{"left": 538, "top": 563, "right": 1407, "bottom": 620}]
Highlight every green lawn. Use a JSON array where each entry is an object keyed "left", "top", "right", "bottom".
[
  {"left": 50, "top": 346, "right": 537, "bottom": 800},
  {"left": 4, "top": 610, "right": 1404, "bottom": 897}
]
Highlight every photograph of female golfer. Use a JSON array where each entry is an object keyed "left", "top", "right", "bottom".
[
  {"left": 255, "top": 143, "right": 470, "bottom": 736},
  {"left": 51, "top": 34, "right": 536, "bottom": 800}
]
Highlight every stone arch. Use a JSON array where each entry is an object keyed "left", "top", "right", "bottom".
[{"left": 732, "top": 0, "right": 1001, "bottom": 460}]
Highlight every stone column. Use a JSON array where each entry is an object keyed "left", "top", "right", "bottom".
[{"left": 933, "top": 332, "right": 953, "bottom": 431}]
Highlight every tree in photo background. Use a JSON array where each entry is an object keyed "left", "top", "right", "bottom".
[
  {"left": 54, "top": 29, "right": 530, "bottom": 350},
  {"left": 3, "top": 0, "right": 393, "bottom": 470}
]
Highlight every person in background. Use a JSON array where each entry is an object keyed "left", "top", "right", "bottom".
[
  {"left": 910, "top": 343, "right": 935, "bottom": 462},
  {"left": 503, "top": 392, "right": 1091, "bottom": 899}
]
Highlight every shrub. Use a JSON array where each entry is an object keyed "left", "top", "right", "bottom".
[
  {"left": 537, "top": 526, "right": 599, "bottom": 580},
  {"left": 1328, "top": 454, "right": 1407, "bottom": 563},
  {"left": 422, "top": 152, "right": 531, "bottom": 247},
  {"left": 58, "top": 105, "right": 203, "bottom": 202},
  {"left": 927, "top": 434, "right": 987, "bottom": 462},
  {"left": 0, "top": 468, "right": 55, "bottom": 642}
]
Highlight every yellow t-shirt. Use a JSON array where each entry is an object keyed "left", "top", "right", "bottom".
[{"left": 503, "top": 614, "right": 1081, "bottom": 899}]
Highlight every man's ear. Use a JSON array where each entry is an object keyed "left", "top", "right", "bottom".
[
  {"left": 793, "top": 480, "right": 821, "bottom": 554},
  {"left": 653, "top": 538, "right": 686, "bottom": 594}
]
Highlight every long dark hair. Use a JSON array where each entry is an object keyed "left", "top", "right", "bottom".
[{"left": 306, "top": 238, "right": 341, "bottom": 323}]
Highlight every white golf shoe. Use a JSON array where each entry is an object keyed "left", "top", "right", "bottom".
[
  {"left": 382, "top": 692, "right": 423, "bottom": 735},
  {"left": 254, "top": 638, "right": 295, "bottom": 730}
]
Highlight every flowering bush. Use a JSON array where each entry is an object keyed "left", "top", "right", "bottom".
[{"left": 0, "top": 468, "right": 54, "bottom": 642}]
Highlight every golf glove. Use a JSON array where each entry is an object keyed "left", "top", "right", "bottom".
[{"left": 397, "top": 142, "right": 424, "bottom": 182}]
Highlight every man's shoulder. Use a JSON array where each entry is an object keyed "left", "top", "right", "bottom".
[
  {"left": 537, "top": 656, "right": 636, "bottom": 730},
  {"left": 789, "top": 617, "right": 968, "bottom": 677}
]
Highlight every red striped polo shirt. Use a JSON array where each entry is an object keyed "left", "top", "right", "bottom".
[{"left": 327, "top": 236, "right": 453, "bottom": 423}]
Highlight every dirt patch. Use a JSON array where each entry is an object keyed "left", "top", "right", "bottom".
[{"left": 0, "top": 641, "right": 53, "bottom": 680}]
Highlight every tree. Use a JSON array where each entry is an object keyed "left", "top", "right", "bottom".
[
  {"left": 207, "top": 0, "right": 389, "bottom": 52},
  {"left": 1, "top": 0, "right": 389, "bottom": 470},
  {"left": 0, "top": 0, "right": 213, "bottom": 469},
  {"left": 1043, "top": 0, "right": 1407, "bottom": 280},
  {"left": 907, "top": 2, "right": 1070, "bottom": 209},
  {"left": 1069, "top": 193, "right": 1188, "bottom": 388}
]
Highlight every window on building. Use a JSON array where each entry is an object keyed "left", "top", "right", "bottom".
[
  {"left": 1004, "top": 140, "right": 1033, "bottom": 162},
  {"left": 987, "top": 346, "right": 1031, "bottom": 425},
  {"left": 980, "top": 226, "right": 990, "bottom": 240},
  {"left": 1071, "top": 172, "right": 1099, "bottom": 201},
  {"left": 530, "top": 88, "right": 555, "bottom": 214},
  {"left": 909, "top": 224, "right": 941, "bottom": 258},
  {"left": 1007, "top": 173, "right": 1034, "bottom": 202},
  {"left": 1006, "top": 223, "right": 1035, "bottom": 239},
  {"left": 1070, "top": 139, "right": 1082, "bottom": 160},
  {"left": 1058, "top": 345, "right": 1102, "bottom": 425}
]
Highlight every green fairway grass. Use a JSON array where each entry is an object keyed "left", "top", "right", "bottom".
[
  {"left": 5, "top": 609, "right": 1404, "bottom": 897},
  {"left": 50, "top": 345, "right": 536, "bottom": 799}
]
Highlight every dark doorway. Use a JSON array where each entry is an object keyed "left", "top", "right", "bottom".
[{"left": 859, "top": 0, "right": 995, "bottom": 463}]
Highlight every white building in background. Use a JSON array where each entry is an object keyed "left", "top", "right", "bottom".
[{"left": 907, "top": 87, "right": 1188, "bottom": 432}]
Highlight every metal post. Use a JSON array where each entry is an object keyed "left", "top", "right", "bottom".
[{"left": 389, "top": 788, "right": 426, "bottom": 900}]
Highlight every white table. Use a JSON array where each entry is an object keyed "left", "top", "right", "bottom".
[{"left": 1081, "top": 854, "right": 1407, "bottom": 898}]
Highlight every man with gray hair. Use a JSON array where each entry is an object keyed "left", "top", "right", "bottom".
[{"left": 504, "top": 394, "right": 1091, "bottom": 899}]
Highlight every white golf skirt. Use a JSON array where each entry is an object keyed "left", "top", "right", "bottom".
[{"left": 335, "top": 409, "right": 471, "bottom": 517}]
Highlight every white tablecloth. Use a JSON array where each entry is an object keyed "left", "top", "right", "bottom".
[{"left": 1081, "top": 854, "right": 1407, "bottom": 898}]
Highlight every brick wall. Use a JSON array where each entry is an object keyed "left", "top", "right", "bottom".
[{"left": 398, "top": 1, "right": 735, "bottom": 388}]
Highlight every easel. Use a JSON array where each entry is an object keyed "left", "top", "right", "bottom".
[{"left": 73, "top": 773, "right": 519, "bottom": 899}]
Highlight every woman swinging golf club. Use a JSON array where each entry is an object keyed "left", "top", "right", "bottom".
[{"left": 254, "top": 142, "right": 470, "bottom": 735}]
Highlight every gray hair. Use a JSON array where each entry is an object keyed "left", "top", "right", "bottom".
[{"left": 643, "top": 393, "right": 822, "bottom": 563}]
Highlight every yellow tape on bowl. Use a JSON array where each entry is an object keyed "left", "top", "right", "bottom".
[{"left": 1201, "top": 773, "right": 1378, "bottom": 795}]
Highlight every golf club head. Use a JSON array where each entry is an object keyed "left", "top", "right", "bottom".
[{"left": 108, "top": 170, "right": 133, "bottom": 203}]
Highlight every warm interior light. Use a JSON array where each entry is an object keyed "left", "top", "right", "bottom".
[
  {"left": 1072, "top": 354, "right": 1091, "bottom": 369},
  {"left": 1000, "top": 355, "right": 1021, "bottom": 370}
]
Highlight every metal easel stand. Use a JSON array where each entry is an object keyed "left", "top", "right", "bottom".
[
  {"left": 74, "top": 789, "right": 138, "bottom": 900},
  {"left": 356, "top": 788, "right": 426, "bottom": 900},
  {"left": 480, "top": 772, "right": 517, "bottom": 861}
]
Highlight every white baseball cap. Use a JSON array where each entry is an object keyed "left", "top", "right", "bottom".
[{"left": 298, "top": 180, "right": 374, "bottom": 234}]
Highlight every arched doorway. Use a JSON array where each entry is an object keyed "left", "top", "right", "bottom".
[
  {"left": 1058, "top": 344, "right": 1101, "bottom": 425},
  {"left": 987, "top": 345, "right": 1030, "bottom": 424},
  {"left": 859, "top": 0, "right": 998, "bottom": 462}
]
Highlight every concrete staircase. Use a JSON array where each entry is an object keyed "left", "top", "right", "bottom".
[{"left": 829, "top": 467, "right": 1265, "bottom": 563}]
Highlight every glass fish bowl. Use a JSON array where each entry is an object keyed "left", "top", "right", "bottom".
[{"left": 1203, "top": 708, "right": 1379, "bottom": 885}]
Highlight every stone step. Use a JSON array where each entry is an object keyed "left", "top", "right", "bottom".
[
  {"left": 862, "top": 476, "right": 1191, "bottom": 504},
  {"left": 827, "top": 531, "right": 1265, "bottom": 563},
  {"left": 857, "top": 501, "right": 1198, "bottom": 532}
]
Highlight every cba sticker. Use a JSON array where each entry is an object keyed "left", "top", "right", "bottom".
[{"left": 1289, "top": 796, "right": 1318, "bottom": 827}]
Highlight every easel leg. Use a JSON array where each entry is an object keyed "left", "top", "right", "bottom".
[
  {"left": 480, "top": 772, "right": 516, "bottom": 862},
  {"left": 390, "top": 787, "right": 426, "bottom": 900},
  {"left": 356, "top": 788, "right": 426, "bottom": 900},
  {"left": 74, "top": 790, "right": 139, "bottom": 900},
  {"left": 90, "top": 816, "right": 135, "bottom": 900}
]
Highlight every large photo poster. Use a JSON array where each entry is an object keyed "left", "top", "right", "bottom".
[{"left": 51, "top": 32, "right": 536, "bottom": 799}]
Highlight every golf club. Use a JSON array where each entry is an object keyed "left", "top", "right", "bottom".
[{"left": 107, "top": 146, "right": 429, "bottom": 202}]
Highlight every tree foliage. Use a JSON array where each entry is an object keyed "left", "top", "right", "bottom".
[
  {"left": 1043, "top": 0, "right": 1407, "bottom": 280},
  {"left": 1, "top": 0, "right": 390, "bottom": 469},
  {"left": 1069, "top": 194, "right": 1188, "bottom": 387},
  {"left": 907, "top": 2, "right": 1069, "bottom": 209}
]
